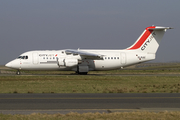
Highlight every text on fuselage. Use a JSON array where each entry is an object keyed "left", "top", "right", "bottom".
[{"left": 141, "top": 32, "right": 155, "bottom": 51}]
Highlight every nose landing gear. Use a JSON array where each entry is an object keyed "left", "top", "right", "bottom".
[{"left": 16, "top": 70, "right": 21, "bottom": 75}]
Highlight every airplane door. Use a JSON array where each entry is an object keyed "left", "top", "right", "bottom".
[
  {"left": 121, "top": 53, "right": 126, "bottom": 65},
  {"left": 32, "top": 53, "right": 39, "bottom": 64}
]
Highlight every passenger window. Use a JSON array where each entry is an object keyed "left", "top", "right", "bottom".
[
  {"left": 43, "top": 57, "right": 45, "bottom": 59},
  {"left": 111, "top": 57, "right": 113, "bottom": 59},
  {"left": 26, "top": 56, "right": 28, "bottom": 59},
  {"left": 117, "top": 57, "right": 119, "bottom": 59},
  {"left": 114, "top": 57, "right": 116, "bottom": 59},
  {"left": 108, "top": 57, "right": 110, "bottom": 59}
]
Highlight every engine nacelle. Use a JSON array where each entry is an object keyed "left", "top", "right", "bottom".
[
  {"left": 65, "top": 58, "right": 78, "bottom": 67},
  {"left": 58, "top": 58, "right": 65, "bottom": 66},
  {"left": 58, "top": 58, "right": 78, "bottom": 67}
]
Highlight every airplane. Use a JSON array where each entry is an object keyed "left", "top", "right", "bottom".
[{"left": 5, "top": 26, "right": 172, "bottom": 75}]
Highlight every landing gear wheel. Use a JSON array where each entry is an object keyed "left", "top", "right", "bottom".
[
  {"left": 16, "top": 71, "right": 21, "bottom": 75},
  {"left": 79, "top": 72, "right": 88, "bottom": 75},
  {"left": 75, "top": 71, "right": 88, "bottom": 75}
]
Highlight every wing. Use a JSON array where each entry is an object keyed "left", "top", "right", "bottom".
[{"left": 65, "top": 49, "right": 104, "bottom": 59}]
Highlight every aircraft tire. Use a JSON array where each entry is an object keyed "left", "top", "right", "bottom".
[
  {"left": 16, "top": 71, "right": 21, "bottom": 75},
  {"left": 79, "top": 72, "right": 88, "bottom": 75}
]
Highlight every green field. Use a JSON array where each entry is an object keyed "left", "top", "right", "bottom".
[
  {"left": 1, "top": 75, "right": 180, "bottom": 93},
  {"left": 1, "top": 63, "right": 180, "bottom": 93}
]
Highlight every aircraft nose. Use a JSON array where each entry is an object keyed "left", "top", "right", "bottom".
[
  {"left": 5, "top": 60, "right": 20, "bottom": 69},
  {"left": 5, "top": 62, "right": 12, "bottom": 68}
]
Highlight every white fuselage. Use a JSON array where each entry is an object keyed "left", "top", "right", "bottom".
[{"left": 6, "top": 49, "right": 155, "bottom": 71}]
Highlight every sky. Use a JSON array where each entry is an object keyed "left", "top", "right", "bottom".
[{"left": 0, "top": 1, "right": 180, "bottom": 65}]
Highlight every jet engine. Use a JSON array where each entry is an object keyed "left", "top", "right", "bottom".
[{"left": 58, "top": 58, "right": 78, "bottom": 67}]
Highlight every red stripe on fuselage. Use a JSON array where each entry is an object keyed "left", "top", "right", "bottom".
[{"left": 127, "top": 26, "right": 155, "bottom": 50}]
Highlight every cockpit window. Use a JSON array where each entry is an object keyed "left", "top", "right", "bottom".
[
  {"left": 22, "top": 56, "right": 25, "bottom": 59},
  {"left": 17, "top": 56, "right": 22, "bottom": 59},
  {"left": 17, "top": 56, "right": 28, "bottom": 59}
]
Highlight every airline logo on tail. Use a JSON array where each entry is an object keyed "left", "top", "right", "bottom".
[
  {"left": 127, "top": 26, "right": 172, "bottom": 53},
  {"left": 127, "top": 26, "right": 156, "bottom": 50},
  {"left": 141, "top": 32, "right": 156, "bottom": 51}
]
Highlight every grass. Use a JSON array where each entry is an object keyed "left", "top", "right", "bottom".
[
  {"left": 1, "top": 111, "right": 180, "bottom": 120},
  {"left": 18, "top": 68, "right": 180, "bottom": 75},
  {"left": 1, "top": 63, "right": 180, "bottom": 93},
  {"left": 1, "top": 75, "right": 180, "bottom": 93}
]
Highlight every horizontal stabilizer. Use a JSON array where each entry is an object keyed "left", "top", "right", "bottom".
[{"left": 148, "top": 26, "right": 173, "bottom": 30}]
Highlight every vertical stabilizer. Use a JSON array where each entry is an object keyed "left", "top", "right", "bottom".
[{"left": 127, "top": 26, "right": 172, "bottom": 53}]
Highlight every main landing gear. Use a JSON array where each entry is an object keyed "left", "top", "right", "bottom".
[
  {"left": 76, "top": 66, "right": 88, "bottom": 75},
  {"left": 76, "top": 71, "right": 88, "bottom": 75}
]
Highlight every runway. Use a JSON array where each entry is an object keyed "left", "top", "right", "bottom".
[{"left": 0, "top": 93, "right": 180, "bottom": 114}]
